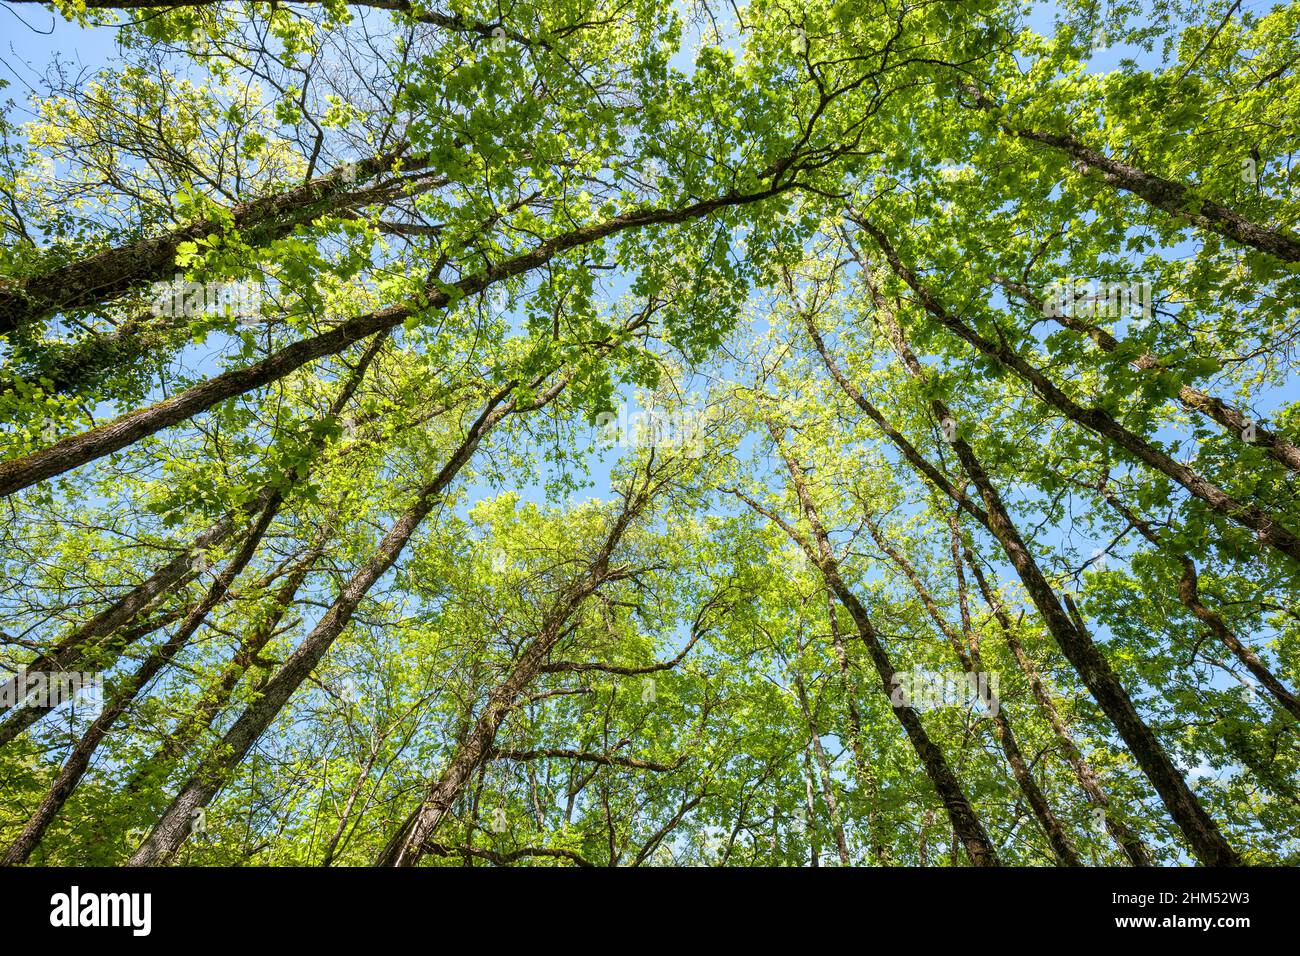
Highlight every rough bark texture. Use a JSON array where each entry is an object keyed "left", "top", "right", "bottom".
[{"left": 1013, "top": 125, "right": 1300, "bottom": 263}]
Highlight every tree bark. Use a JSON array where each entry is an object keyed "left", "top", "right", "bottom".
[
  {"left": 0, "top": 181, "right": 795, "bottom": 499},
  {"left": 1095, "top": 482, "right": 1300, "bottom": 721},
  {"left": 825, "top": 591, "right": 889, "bottom": 863},
  {"left": 996, "top": 276, "right": 1300, "bottom": 474},
  {"left": 744, "top": 427, "right": 1001, "bottom": 865},
  {"left": 959, "top": 541, "right": 1153, "bottom": 865},
  {"left": 820, "top": 276, "right": 1239, "bottom": 865},
  {"left": 864, "top": 515, "right": 1082, "bottom": 865},
  {"left": 958, "top": 85, "right": 1300, "bottom": 262},
  {"left": 2, "top": 491, "right": 282, "bottom": 864},
  {"left": 793, "top": 672, "right": 851, "bottom": 866},
  {"left": 126, "top": 379, "right": 532, "bottom": 865},
  {"left": 0, "top": 147, "right": 427, "bottom": 335},
  {"left": 854, "top": 213, "right": 1300, "bottom": 568},
  {"left": 374, "top": 465, "right": 656, "bottom": 866},
  {"left": 0, "top": 333, "right": 384, "bottom": 746}
]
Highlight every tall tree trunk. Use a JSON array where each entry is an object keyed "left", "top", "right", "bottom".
[
  {"left": 2, "top": 492, "right": 282, "bottom": 864},
  {"left": 803, "top": 292, "right": 1238, "bottom": 865},
  {"left": 126, "top": 526, "right": 334, "bottom": 795},
  {"left": 0, "top": 180, "right": 795, "bottom": 499},
  {"left": 854, "top": 213, "right": 1300, "bottom": 568},
  {"left": 995, "top": 277, "right": 1300, "bottom": 474},
  {"left": 0, "top": 333, "right": 384, "bottom": 746},
  {"left": 0, "top": 147, "right": 430, "bottom": 335},
  {"left": 959, "top": 86, "right": 1300, "bottom": 262},
  {"left": 374, "top": 466, "right": 655, "bottom": 866},
  {"left": 863, "top": 515, "right": 1082, "bottom": 865},
  {"left": 919, "top": 809, "right": 933, "bottom": 866},
  {"left": 825, "top": 592, "right": 887, "bottom": 863},
  {"left": 126, "top": 380, "right": 534, "bottom": 866},
  {"left": 1094, "top": 482, "right": 1300, "bottom": 721},
  {"left": 0, "top": 518, "right": 227, "bottom": 746},
  {"left": 959, "top": 541, "right": 1153, "bottom": 865},
  {"left": 801, "top": 746, "right": 821, "bottom": 867},
  {"left": 745, "top": 426, "right": 1001, "bottom": 866},
  {"left": 793, "top": 673, "right": 851, "bottom": 866}
]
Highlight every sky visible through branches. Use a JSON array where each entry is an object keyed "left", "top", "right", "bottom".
[{"left": 0, "top": 0, "right": 1297, "bottom": 873}]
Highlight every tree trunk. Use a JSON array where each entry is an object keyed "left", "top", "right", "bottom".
[
  {"left": 0, "top": 333, "right": 384, "bottom": 746},
  {"left": 0, "top": 147, "right": 429, "bottom": 335},
  {"left": 2, "top": 492, "right": 282, "bottom": 864},
  {"left": 958, "top": 85, "right": 1300, "bottom": 262},
  {"left": 754, "top": 426, "right": 1001, "bottom": 866},
  {"left": 374, "top": 467, "right": 654, "bottom": 866},
  {"left": 126, "top": 383, "right": 527, "bottom": 865},
  {"left": 864, "top": 515, "right": 1082, "bottom": 865},
  {"left": 996, "top": 277, "right": 1300, "bottom": 474},
  {"left": 1095, "top": 483, "right": 1300, "bottom": 721},
  {"left": 804, "top": 285, "right": 1237, "bottom": 865},
  {"left": 794, "top": 673, "right": 851, "bottom": 866},
  {"left": 959, "top": 541, "right": 1153, "bottom": 865},
  {"left": 0, "top": 180, "right": 795, "bottom": 499},
  {"left": 855, "top": 213, "right": 1300, "bottom": 568}
]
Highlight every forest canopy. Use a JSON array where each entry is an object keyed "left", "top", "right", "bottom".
[{"left": 0, "top": 0, "right": 1297, "bottom": 867}]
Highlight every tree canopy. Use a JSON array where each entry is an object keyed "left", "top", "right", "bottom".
[{"left": 0, "top": 0, "right": 1297, "bottom": 867}]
